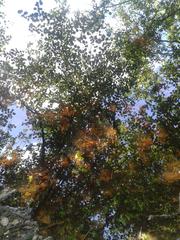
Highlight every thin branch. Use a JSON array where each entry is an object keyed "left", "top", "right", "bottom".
[
  {"left": 39, "top": 221, "right": 64, "bottom": 230},
  {"left": 148, "top": 212, "right": 180, "bottom": 221},
  {"left": 159, "top": 40, "right": 180, "bottom": 44},
  {"left": 0, "top": 189, "right": 16, "bottom": 202},
  {"left": 39, "top": 119, "right": 46, "bottom": 165},
  {"left": 107, "top": 0, "right": 132, "bottom": 8},
  {"left": 82, "top": 229, "right": 92, "bottom": 240}
]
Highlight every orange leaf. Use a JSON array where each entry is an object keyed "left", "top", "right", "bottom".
[
  {"left": 36, "top": 209, "right": 51, "bottom": 224},
  {"left": 99, "top": 169, "right": 112, "bottom": 182},
  {"left": 162, "top": 161, "right": 180, "bottom": 183}
]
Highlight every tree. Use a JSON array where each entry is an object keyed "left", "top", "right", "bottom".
[{"left": 3, "top": 0, "right": 180, "bottom": 239}]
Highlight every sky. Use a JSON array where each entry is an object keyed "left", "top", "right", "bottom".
[{"left": 3, "top": 0, "right": 93, "bottom": 49}]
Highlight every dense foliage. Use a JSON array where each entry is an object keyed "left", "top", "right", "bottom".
[{"left": 0, "top": 0, "right": 179, "bottom": 239}]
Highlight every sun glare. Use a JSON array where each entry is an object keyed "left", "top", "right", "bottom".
[{"left": 4, "top": 0, "right": 92, "bottom": 49}]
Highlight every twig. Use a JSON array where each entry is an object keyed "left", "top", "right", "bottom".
[
  {"left": 0, "top": 189, "right": 16, "bottom": 202},
  {"left": 148, "top": 212, "right": 180, "bottom": 221},
  {"left": 39, "top": 221, "right": 64, "bottom": 230},
  {"left": 82, "top": 229, "right": 92, "bottom": 240},
  {"left": 159, "top": 40, "right": 180, "bottom": 44},
  {"left": 106, "top": 0, "right": 133, "bottom": 8}
]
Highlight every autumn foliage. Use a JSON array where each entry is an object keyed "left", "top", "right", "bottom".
[
  {"left": 0, "top": 151, "right": 19, "bottom": 168},
  {"left": 19, "top": 170, "right": 53, "bottom": 203},
  {"left": 74, "top": 125, "right": 117, "bottom": 153},
  {"left": 162, "top": 161, "right": 180, "bottom": 183}
]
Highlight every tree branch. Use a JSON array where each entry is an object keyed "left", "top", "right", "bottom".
[
  {"left": 148, "top": 212, "right": 180, "bottom": 221},
  {"left": 106, "top": 0, "right": 132, "bottom": 8},
  {"left": 159, "top": 39, "right": 180, "bottom": 44}
]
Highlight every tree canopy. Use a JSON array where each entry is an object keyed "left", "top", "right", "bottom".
[{"left": 0, "top": 0, "right": 179, "bottom": 239}]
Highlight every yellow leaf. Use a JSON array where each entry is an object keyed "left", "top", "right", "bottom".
[
  {"left": 75, "top": 151, "right": 84, "bottom": 161},
  {"left": 28, "top": 175, "right": 33, "bottom": 183}
]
